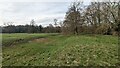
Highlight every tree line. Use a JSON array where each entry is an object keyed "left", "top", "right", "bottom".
[
  {"left": 61, "top": 1, "right": 119, "bottom": 35},
  {"left": 1, "top": 1, "right": 120, "bottom": 35},
  {"left": 2, "top": 19, "right": 61, "bottom": 33}
]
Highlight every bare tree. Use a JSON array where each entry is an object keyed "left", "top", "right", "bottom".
[
  {"left": 29, "top": 19, "right": 35, "bottom": 33},
  {"left": 62, "top": 2, "right": 83, "bottom": 35},
  {"left": 54, "top": 19, "right": 58, "bottom": 27}
]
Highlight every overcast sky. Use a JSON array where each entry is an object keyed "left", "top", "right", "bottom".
[{"left": 0, "top": 0, "right": 92, "bottom": 26}]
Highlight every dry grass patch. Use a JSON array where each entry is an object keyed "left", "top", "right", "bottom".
[{"left": 29, "top": 38, "right": 53, "bottom": 43}]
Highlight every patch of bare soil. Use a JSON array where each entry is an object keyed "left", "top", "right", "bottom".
[{"left": 29, "top": 38, "right": 51, "bottom": 43}]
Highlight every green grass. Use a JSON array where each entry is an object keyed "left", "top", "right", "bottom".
[
  {"left": 2, "top": 33, "right": 119, "bottom": 66},
  {"left": 2, "top": 33, "right": 58, "bottom": 47}
]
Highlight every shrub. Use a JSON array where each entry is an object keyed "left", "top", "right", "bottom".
[{"left": 95, "top": 23, "right": 111, "bottom": 35}]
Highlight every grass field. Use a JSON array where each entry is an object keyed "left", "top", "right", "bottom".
[{"left": 2, "top": 33, "right": 119, "bottom": 66}]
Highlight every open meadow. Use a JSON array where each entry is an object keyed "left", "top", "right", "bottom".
[{"left": 2, "top": 33, "right": 119, "bottom": 66}]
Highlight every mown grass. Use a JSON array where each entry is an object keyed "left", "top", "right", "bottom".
[{"left": 2, "top": 33, "right": 119, "bottom": 66}]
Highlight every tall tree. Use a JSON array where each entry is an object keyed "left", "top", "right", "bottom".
[
  {"left": 54, "top": 19, "right": 58, "bottom": 27},
  {"left": 29, "top": 19, "right": 35, "bottom": 33},
  {"left": 63, "top": 2, "right": 83, "bottom": 35}
]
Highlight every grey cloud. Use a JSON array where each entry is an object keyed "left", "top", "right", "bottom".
[{"left": 0, "top": 2, "right": 69, "bottom": 26}]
